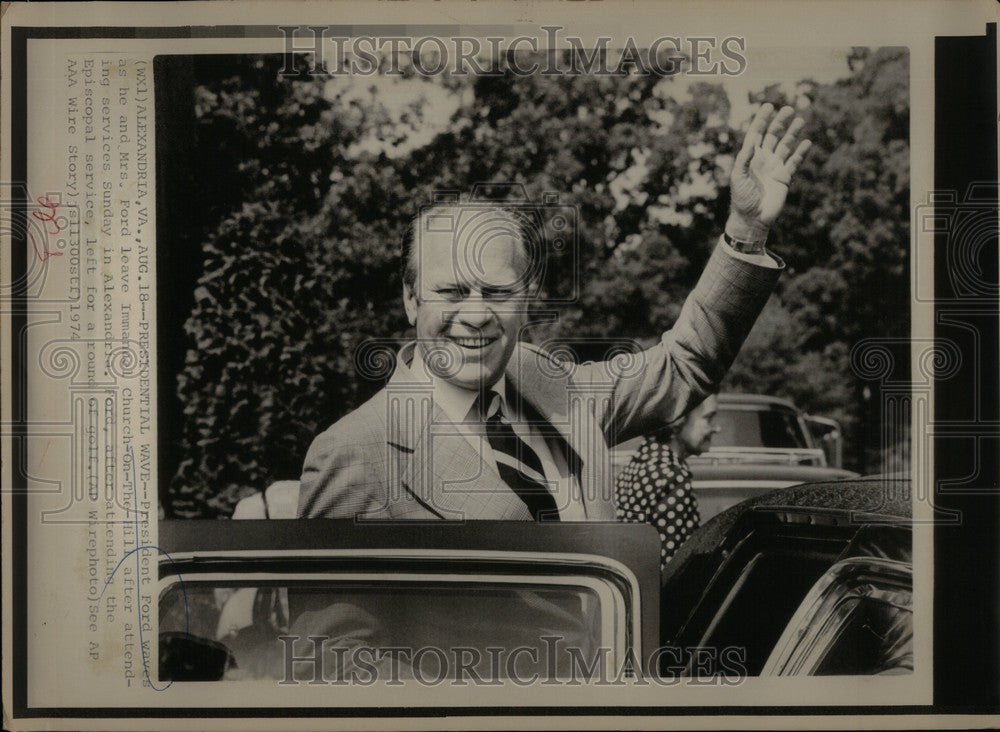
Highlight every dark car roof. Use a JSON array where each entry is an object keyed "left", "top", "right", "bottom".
[
  {"left": 158, "top": 518, "right": 660, "bottom": 558},
  {"left": 717, "top": 392, "right": 800, "bottom": 411},
  {"left": 663, "top": 477, "right": 911, "bottom": 586}
]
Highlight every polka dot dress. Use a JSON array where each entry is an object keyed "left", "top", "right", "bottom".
[{"left": 614, "top": 436, "right": 700, "bottom": 571}]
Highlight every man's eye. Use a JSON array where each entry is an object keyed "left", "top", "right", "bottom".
[
  {"left": 481, "top": 288, "right": 515, "bottom": 301},
  {"left": 434, "top": 288, "right": 468, "bottom": 301}
]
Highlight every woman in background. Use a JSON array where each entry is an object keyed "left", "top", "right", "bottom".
[{"left": 614, "top": 394, "right": 720, "bottom": 572}]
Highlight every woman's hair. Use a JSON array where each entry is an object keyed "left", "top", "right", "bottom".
[
  {"left": 648, "top": 420, "right": 679, "bottom": 444},
  {"left": 650, "top": 394, "right": 713, "bottom": 443}
]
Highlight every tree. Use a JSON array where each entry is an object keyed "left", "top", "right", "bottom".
[{"left": 750, "top": 47, "right": 911, "bottom": 469}]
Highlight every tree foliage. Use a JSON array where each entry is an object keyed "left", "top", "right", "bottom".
[{"left": 165, "top": 49, "right": 909, "bottom": 517}]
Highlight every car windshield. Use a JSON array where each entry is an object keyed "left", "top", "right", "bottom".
[
  {"left": 160, "top": 581, "right": 605, "bottom": 682},
  {"left": 713, "top": 407, "right": 809, "bottom": 449}
]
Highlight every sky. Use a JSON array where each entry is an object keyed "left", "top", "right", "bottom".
[{"left": 690, "top": 46, "right": 852, "bottom": 124}]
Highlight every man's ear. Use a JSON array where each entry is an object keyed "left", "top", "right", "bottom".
[{"left": 402, "top": 282, "right": 417, "bottom": 326}]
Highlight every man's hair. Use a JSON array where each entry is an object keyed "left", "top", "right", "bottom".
[{"left": 400, "top": 201, "right": 546, "bottom": 293}]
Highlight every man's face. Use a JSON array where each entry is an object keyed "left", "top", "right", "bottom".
[
  {"left": 403, "top": 208, "right": 532, "bottom": 391},
  {"left": 678, "top": 394, "right": 720, "bottom": 457}
]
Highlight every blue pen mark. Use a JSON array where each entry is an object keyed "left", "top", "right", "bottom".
[{"left": 98, "top": 444, "right": 188, "bottom": 691}]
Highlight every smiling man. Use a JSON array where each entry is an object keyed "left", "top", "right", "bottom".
[
  {"left": 403, "top": 204, "right": 532, "bottom": 393},
  {"left": 298, "top": 103, "right": 811, "bottom": 523}
]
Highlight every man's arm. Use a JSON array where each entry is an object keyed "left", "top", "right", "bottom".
[
  {"left": 588, "top": 238, "right": 780, "bottom": 445},
  {"left": 583, "top": 103, "right": 811, "bottom": 445}
]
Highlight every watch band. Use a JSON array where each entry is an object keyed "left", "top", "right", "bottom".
[{"left": 723, "top": 231, "right": 767, "bottom": 254}]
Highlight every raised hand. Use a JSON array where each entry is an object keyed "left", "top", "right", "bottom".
[{"left": 727, "top": 103, "right": 811, "bottom": 242}]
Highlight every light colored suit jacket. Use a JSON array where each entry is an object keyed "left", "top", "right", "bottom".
[{"left": 299, "top": 242, "right": 781, "bottom": 522}]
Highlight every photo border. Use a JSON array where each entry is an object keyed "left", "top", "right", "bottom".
[{"left": 3, "top": 17, "right": 997, "bottom": 723}]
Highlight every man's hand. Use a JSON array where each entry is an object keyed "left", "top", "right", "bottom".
[{"left": 727, "top": 103, "right": 811, "bottom": 243}]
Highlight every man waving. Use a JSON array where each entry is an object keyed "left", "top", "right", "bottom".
[{"left": 299, "top": 103, "right": 811, "bottom": 523}]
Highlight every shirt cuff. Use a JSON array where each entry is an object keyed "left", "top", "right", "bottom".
[{"left": 719, "top": 236, "right": 783, "bottom": 269}]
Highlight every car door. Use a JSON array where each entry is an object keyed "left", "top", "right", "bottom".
[{"left": 158, "top": 520, "right": 661, "bottom": 683}]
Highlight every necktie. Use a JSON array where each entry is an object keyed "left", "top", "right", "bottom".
[{"left": 479, "top": 391, "right": 560, "bottom": 522}]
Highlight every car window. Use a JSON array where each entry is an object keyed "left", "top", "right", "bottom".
[
  {"left": 761, "top": 557, "right": 912, "bottom": 676},
  {"left": 156, "top": 521, "right": 659, "bottom": 683},
  {"left": 665, "top": 519, "right": 852, "bottom": 676},
  {"left": 713, "top": 407, "right": 810, "bottom": 449},
  {"left": 681, "top": 546, "right": 839, "bottom": 674},
  {"left": 813, "top": 593, "right": 913, "bottom": 675},
  {"left": 161, "top": 580, "right": 607, "bottom": 682}
]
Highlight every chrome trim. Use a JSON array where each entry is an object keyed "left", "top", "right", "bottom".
[
  {"left": 695, "top": 447, "right": 827, "bottom": 466},
  {"left": 761, "top": 556, "right": 912, "bottom": 676}
]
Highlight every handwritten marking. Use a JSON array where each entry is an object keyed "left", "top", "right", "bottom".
[
  {"left": 38, "top": 439, "right": 53, "bottom": 468},
  {"left": 29, "top": 196, "right": 64, "bottom": 262},
  {"left": 99, "top": 445, "right": 187, "bottom": 691},
  {"left": 31, "top": 196, "right": 64, "bottom": 235}
]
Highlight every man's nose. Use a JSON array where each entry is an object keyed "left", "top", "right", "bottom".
[{"left": 453, "top": 295, "right": 494, "bottom": 328}]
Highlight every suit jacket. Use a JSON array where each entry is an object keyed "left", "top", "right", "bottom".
[{"left": 299, "top": 241, "right": 781, "bottom": 522}]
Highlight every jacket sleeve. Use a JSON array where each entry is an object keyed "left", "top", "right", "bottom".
[{"left": 577, "top": 239, "right": 783, "bottom": 446}]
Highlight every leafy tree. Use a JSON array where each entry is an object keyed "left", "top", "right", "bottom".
[{"left": 732, "top": 47, "right": 910, "bottom": 469}]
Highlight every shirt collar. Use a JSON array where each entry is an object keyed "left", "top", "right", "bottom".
[{"left": 411, "top": 346, "right": 506, "bottom": 423}]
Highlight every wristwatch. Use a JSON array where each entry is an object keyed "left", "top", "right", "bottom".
[{"left": 723, "top": 232, "right": 767, "bottom": 254}]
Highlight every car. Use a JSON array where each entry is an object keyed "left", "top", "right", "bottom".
[
  {"left": 697, "top": 393, "right": 846, "bottom": 466},
  {"left": 612, "top": 393, "right": 846, "bottom": 471},
  {"left": 685, "top": 462, "right": 859, "bottom": 523},
  {"left": 550, "top": 343, "right": 845, "bottom": 467},
  {"left": 659, "top": 477, "right": 912, "bottom": 676},
  {"left": 158, "top": 477, "right": 911, "bottom": 683}
]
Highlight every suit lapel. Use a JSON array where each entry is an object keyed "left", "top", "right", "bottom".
[
  {"left": 385, "top": 343, "right": 532, "bottom": 521},
  {"left": 506, "top": 344, "right": 617, "bottom": 521}
]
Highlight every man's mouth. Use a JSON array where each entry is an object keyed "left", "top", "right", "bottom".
[{"left": 449, "top": 335, "right": 499, "bottom": 350}]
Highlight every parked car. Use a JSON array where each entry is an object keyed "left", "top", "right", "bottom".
[
  {"left": 695, "top": 393, "right": 846, "bottom": 469},
  {"left": 686, "top": 462, "right": 859, "bottom": 523},
  {"left": 612, "top": 393, "right": 858, "bottom": 522},
  {"left": 158, "top": 519, "right": 663, "bottom": 682},
  {"left": 548, "top": 341, "right": 846, "bottom": 468},
  {"left": 159, "top": 478, "right": 911, "bottom": 683}
]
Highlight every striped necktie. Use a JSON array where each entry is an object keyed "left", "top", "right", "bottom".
[{"left": 479, "top": 391, "right": 560, "bottom": 522}]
